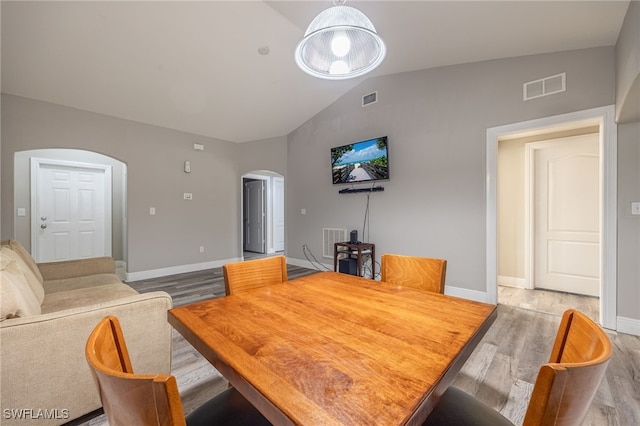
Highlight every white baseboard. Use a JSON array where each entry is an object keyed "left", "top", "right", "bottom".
[
  {"left": 445, "top": 285, "right": 489, "bottom": 303},
  {"left": 125, "top": 257, "right": 242, "bottom": 282},
  {"left": 498, "top": 275, "right": 526, "bottom": 289},
  {"left": 617, "top": 316, "right": 640, "bottom": 336}
]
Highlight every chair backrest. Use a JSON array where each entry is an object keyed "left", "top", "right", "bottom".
[
  {"left": 523, "top": 309, "right": 612, "bottom": 426},
  {"left": 380, "top": 254, "right": 447, "bottom": 293},
  {"left": 223, "top": 255, "right": 288, "bottom": 296},
  {"left": 85, "top": 316, "right": 186, "bottom": 426}
]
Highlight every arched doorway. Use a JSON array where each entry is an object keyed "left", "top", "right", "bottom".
[{"left": 14, "top": 149, "right": 128, "bottom": 276}]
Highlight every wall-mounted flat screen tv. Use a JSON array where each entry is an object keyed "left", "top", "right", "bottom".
[{"left": 331, "top": 136, "right": 389, "bottom": 184}]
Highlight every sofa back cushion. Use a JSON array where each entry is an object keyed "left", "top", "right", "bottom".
[
  {"left": 1, "top": 247, "right": 45, "bottom": 303},
  {"left": 1, "top": 240, "right": 45, "bottom": 285},
  {"left": 1, "top": 259, "right": 42, "bottom": 319}
]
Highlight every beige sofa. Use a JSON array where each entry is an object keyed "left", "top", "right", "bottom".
[{"left": 0, "top": 240, "right": 173, "bottom": 425}]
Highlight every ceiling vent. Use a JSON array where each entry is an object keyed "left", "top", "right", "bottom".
[
  {"left": 362, "top": 91, "right": 378, "bottom": 107},
  {"left": 523, "top": 73, "right": 566, "bottom": 101}
]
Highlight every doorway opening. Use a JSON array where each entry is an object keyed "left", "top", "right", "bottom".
[
  {"left": 487, "top": 105, "right": 617, "bottom": 330},
  {"left": 241, "top": 171, "right": 284, "bottom": 260},
  {"left": 14, "top": 149, "right": 128, "bottom": 276}
]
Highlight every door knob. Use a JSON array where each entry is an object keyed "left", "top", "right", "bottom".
[
  {"left": 40, "top": 224, "right": 47, "bottom": 229},
  {"left": 41, "top": 216, "right": 47, "bottom": 221}
]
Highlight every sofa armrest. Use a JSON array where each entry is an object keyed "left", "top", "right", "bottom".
[
  {"left": 38, "top": 257, "right": 116, "bottom": 281},
  {"left": 0, "top": 291, "right": 173, "bottom": 424}
]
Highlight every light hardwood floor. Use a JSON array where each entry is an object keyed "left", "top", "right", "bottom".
[{"left": 72, "top": 268, "right": 639, "bottom": 426}]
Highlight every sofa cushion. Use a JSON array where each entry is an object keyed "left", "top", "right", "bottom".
[
  {"left": 1, "top": 260, "right": 42, "bottom": 319},
  {"left": 40, "top": 283, "right": 139, "bottom": 314},
  {"left": 44, "top": 273, "right": 123, "bottom": 294},
  {"left": 1, "top": 247, "right": 45, "bottom": 303},
  {"left": 1, "top": 240, "right": 44, "bottom": 284}
]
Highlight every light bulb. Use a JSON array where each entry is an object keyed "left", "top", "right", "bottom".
[
  {"left": 330, "top": 30, "right": 351, "bottom": 58},
  {"left": 329, "top": 60, "right": 351, "bottom": 75}
]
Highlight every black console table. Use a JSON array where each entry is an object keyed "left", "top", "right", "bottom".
[{"left": 333, "top": 242, "right": 375, "bottom": 279}]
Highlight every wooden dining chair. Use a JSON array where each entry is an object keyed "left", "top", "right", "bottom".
[
  {"left": 85, "top": 316, "right": 270, "bottom": 426},
  {"left": 380, "top": 253, "right": 447, "bottom": 293},
  {"left": 423, "top": 309, "right": 612, "bottom": 426},
  {"left": 223, "top": 255, "right": 287, "bottom": 296}
]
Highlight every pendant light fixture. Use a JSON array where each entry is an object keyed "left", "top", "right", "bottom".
[{"left": 295, "top": 0, "right": 386, "bottom": 80}]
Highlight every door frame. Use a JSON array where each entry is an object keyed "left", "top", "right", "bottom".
[
  {"left": 240, "top": 171, "right": 285, "bottom": 257},
  {"left": 30, "top": 157, "right": 113, "bottom": 261},
  {"left": 243, "top": 178, "right": 266, "bottom": 253},
  {"left": 486, "top": 105, "right": 617, "bottom": 330}
]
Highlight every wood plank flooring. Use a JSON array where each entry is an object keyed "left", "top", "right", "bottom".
[{"left": 74, "top": 267, "right": 639, "bottom": 426}]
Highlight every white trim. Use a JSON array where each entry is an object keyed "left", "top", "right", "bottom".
[
  {"left": 487, "top": 105, "right": 617, "bottom": 330},
  {"left": 444, "top": 285, "right": 488, "bottom": 303},
  {"left": 30, "top": 157, "right": 113, "bottom": 261},
  {"left": 617, "top": 316, "right": 640, "bottom": 337},
  {"left": 498, "top": 275, "right": 526, "bottom": 289},
  {"left": 125, "top": 257, "right": 242, "bottom": 282}
]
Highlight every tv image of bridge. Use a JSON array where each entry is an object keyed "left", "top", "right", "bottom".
[
  {"left": 331, "top": 137, "right": 389, "bottom": 184},
  {"left": 333, "top": 161, "right": 388, "bottom": 184}
]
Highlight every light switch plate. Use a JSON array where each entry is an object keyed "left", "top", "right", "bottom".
[
  {"left": 17, "top": 208, "right": 26, "bottom": 217},
  {"left": 632, "top": 202, "right": 640, "bottom": 216},
  {"left": 184, "top": 193, "right": 193, "bottom": 200}
]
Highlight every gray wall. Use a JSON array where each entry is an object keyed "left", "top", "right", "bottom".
[
  {"left": 616, "top": 0, "right": 639, "bottom": 123},
  {"left": 1, "top": 95, "right": 285, "bottom": 273},
  {"left": 617, "top": 122, "right": 640, "bottom": 321},
  {"left": 1, "top": 44, "right": 636, "bottom": 322},
  {"left": 286, "top": 47, "right": 615, "bottom": 296},
  {"left": 615, "top": 1, "right": 640, "bottom": 321}
]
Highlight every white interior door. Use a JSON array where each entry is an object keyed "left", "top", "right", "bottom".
[
  {"left": 532, "top": 134, "right": 600, "bottom": 296},
  {"left": 31, "top": 158, "right": 112, "bottom": 262},
  {"left": 273, "top": 177, "right": 285, "bottom": 252},
  {"left": 244, "top": 179, "right": 265, "bottom": 253}
]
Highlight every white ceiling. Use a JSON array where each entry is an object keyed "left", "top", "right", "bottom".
[{"left": 1, "top": 1, "right": 630, "bottom": 143}]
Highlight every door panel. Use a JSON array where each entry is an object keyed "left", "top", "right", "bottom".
[
  {"left": 33, "top": 159, "right": 111, "bottom": 262},
  {"left": 244, "top": 180, "right": 265, "bottom": 253},
  {"left": 533, "top": 134, "right": 600, "bottom": 296}
]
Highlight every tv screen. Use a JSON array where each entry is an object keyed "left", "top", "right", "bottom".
[{"left": 331, "top": 136, "right": 389, "bottom": 185}]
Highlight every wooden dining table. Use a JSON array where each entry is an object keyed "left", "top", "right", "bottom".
[{"left": 168, "top": 271, "right": 497, "bottom": 426}]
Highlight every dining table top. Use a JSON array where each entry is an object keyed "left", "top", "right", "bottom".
[{"left": 168, "top": 271, "right": 497, "bottom": 426}]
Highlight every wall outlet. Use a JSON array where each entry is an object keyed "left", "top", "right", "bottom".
[
  {"left": 632, "top": 202, "right": 640, "bottom": 216},
  {"left": 184, "top": 193, "right": 193, "bottom": 200},
  {"left": 199, "top": 246, "right": 205, "bottom": 253},
  {"left": 149, "top": 207, "right": 156, "bottom": 215}
]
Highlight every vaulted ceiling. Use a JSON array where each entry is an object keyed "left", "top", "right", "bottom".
[{"left": 1, "top": 1, "right": 630, "bottom": 143}]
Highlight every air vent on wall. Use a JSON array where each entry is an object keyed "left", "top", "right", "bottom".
[
  {"left": 323, "top": 228, "right": 348, "bottom": 258},
  {"left": 523, "top": 73, "right": 566, "bottom": 101},
  {"left": 362, "top": 91, "right": 378, "bottom": 107}
]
